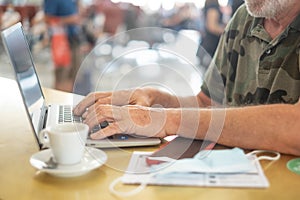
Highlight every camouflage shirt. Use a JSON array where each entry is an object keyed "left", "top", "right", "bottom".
[{"left": 201, "top": 5, "right": 300, "bottom": 106}]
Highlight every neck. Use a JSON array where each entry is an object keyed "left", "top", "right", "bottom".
[{"left": 264, "top": 4, "right": 300, "bottom": 39}]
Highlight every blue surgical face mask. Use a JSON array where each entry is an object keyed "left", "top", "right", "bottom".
[{"left": 151, "top": 148, "right": 257, "bottom": 174}]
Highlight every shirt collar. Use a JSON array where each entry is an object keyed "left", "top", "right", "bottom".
[
  {"left": 248, "top": 14, "right": 300, "bottom": 42},
  {"left": 290, "top": 13, "right": 300, "bottom": 31},
  {"left": 248, "top": 17, "right": 271, "bottom": 42}
]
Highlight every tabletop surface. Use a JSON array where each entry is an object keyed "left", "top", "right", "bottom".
[{"left": 0, "top": 77, "right": 299, "bottom": 200}]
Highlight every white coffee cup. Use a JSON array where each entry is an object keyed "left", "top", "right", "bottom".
[{"left": 39, "top": 123, "right": 89, "bottom": 165}]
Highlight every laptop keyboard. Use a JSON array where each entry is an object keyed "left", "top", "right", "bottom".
[
  {"left": 58, "top": 105, "right": 106, "bottom": 133},
  {"left": 58, "top": 105, "right": 81, "bottom": 123}
]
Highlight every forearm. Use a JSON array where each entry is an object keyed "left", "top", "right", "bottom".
[
  {"left": 206, "top": 9, "right": 225, "bottom": 35},
  {"left": 217, "top": 103, "right": 300, "bottom": 155},
  {"left": 45, "top": 14, "right": 80, "bottom": 25},
  {"left": 208, "top": 24, "right": 225, "bottom": 35},
  {"left": 164, "top": 103, "right": 300, "bottom": 156},
  {"left": 60, "top": 14, "right": 80, "bottom": 25}
]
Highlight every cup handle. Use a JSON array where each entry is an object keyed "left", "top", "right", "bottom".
[{"left": 38, "top": 129, "right": 50, "bottom": 148}]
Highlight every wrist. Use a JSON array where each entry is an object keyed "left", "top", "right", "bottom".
[
  {"left": 143, "top": 87, "right": 159, "bottom": 106},
  {"left": 145, "top": 87, "right": 179, "bottom": 108},
  {"left": 164, "top": 108, "right": 181, "bottom": 137}
]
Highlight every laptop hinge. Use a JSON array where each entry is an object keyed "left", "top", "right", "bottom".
[{"left": 39, "top": 104, "right": 48, "bottom": 131}]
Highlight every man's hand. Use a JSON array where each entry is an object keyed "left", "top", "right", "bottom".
[
  {"left": 73, "top": 88, "right": 154, "bottom": 116},
  {"left": 81, "top": 104, "right": 170, "bottom": 139}
]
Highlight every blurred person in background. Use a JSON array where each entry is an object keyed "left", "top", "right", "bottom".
[
  {"left": 30, "top": 6, "right": 48, "bottom": 51},
  {"left": 1, "top": 3, "right": 21, "bottom": 30},
  {"left": 81, "top": 4, "right": 106, "bottom": 47},
  {"left": 93, "top": 0, "right": 124, "bottom": 37},
  {"left": 161, "top": 3, "right": 199, "bottom": 32},
  {"left": 43, "top": 0, "right": 83, "bottom": 92},
  {"left": 197, "top": 0, "right": 227, "bottom": 70}
]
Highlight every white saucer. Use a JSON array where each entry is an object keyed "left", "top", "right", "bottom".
[{"left": 30, "top": 147, "right": 107, "bottom": 178}]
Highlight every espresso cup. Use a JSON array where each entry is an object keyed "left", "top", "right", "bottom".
[{"left": 39, "top": 123, "right": 89, "bottom": 165}]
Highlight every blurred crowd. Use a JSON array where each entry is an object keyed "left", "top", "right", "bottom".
[
  {"left": 0, "top": 0, "right": 245, "bottom": 50},
  {"left": 0, "top": 0, "right": 244, "bottom": 92}
]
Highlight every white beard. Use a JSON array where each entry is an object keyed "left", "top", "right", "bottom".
[{"left": 245, "top": 0, "right": 294, "bottom": 18}]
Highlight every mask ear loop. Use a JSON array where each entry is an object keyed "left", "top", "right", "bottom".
[
  {"left": 246, "top": 150, "right": 281, "bottom": 161},
  {"left": 109, "top": 173, "right": 157, "bottom": 197}
]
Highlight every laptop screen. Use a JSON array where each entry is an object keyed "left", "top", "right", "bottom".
[{"left": 1, "top": 23, "right": 45, "bottom": 140}]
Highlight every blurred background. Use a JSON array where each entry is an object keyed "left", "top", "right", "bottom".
[{"left": 0, "top": 0, "right": 243, "bottom": 96}]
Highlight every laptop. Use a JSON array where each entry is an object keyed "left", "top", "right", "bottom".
[{"left": 1, "top": 22, "right": 161, "bottom": 149}]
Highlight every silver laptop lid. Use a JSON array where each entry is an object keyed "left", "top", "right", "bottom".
[{"left": 1, "top": 22, "right": 46, "bottom": 149}]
